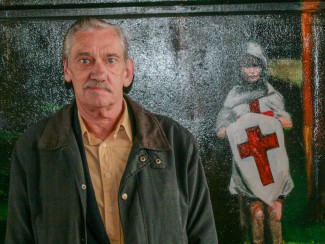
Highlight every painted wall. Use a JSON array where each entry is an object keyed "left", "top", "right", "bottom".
[{"left": 0, "top": 1, "right": 324, "bottom": 243}]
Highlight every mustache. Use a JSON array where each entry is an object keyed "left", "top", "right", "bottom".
[{"left": 83, "top": 80, "right": 112, "bottom": 92}]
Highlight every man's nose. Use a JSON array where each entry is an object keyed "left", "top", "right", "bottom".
[{"left": 91, "top": 61, "right": 106, "bottom": 81}]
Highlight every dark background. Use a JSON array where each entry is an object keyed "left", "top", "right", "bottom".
[{"left": 0, "top": 1, "right": 324, "bottom": 243}]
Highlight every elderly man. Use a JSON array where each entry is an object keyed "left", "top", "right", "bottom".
[{"left": 5, "top": 18, "right": 218, "bottom": 244}]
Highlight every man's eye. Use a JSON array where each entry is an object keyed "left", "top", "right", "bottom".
[
  {"left": 80, "top": 59, "right": 90, "bottom": 64},
  {"left": 107, "top": 58, "right": 116, "bottom": 64}
]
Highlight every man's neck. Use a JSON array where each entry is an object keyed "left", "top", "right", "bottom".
[{"left": 78, "top": 102, "right": 124, "bottom": 140}]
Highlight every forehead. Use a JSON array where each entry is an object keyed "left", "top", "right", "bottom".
[
  {"left": 70, "top": 28, "right": 123, "bottom": 54},
  {"left": 240, "top": 55, "right": 261, "bottom": 67}
]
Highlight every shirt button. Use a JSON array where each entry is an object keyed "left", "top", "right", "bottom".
[
  {"left": 81, "top": 184, "right": 87, "bottom": 190},
  {"left": 110, "top": 206, "right": 115, "bottom": 212},
  {"left": 121, "top": 193, "right": 128, "bottom": 200},
  {"left": 104, "top": 172, "right": 112, "bottom": 179},
  {"left": 103, "top": 142, "right": 107, "bottom": 147}
]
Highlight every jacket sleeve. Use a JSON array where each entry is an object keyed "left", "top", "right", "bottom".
[
  {"left": 5, "top": 146, "right": 35, "bottom": 244},
  {"left": 186, "top": 147, "right": 218, "bottom": 243}
]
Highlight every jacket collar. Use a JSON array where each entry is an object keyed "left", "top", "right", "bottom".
[
  {"left": 38, "top": 95, "right": 172, "bottom": 151},
  {"left": 124, "top": 94, "right": 171, "bottom": 151}
]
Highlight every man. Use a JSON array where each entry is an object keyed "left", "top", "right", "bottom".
[
  {"left": 216, "top": 41, "right": 293, "bottom": 243},
  {"left": 5, "top": 18, "right": 218, "bottom": 243}
]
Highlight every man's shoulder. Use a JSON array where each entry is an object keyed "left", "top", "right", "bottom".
[
  {"left": 153, "top": 113, "right": 188, "bottom": 131},
  {"left": 16, "top": 117, "right": 49, "bottom": 145},
  {"left": 125, "top": 95, "right": 196, "bottom": 148},
  {"left": 16, "top": 103, "right": 73, "bottom": 146},
  {"left": 126, "top": 96, "right": 189, "bottom": 131},
  {"left": 152, "top": 113, "right": 196, "bottom": 142}
]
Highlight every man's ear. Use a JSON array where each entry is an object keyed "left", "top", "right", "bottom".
[
  {"left": 123, "top": 58, "right": 135, "bottom": 88},
  {"left": 63, "top": 59, "right": 72, "bottom": 83}
]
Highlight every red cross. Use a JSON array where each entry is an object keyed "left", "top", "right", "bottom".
[
  {"left": 238, "top": 126, "right": 279, "bottom": 186},
  {"left": 249, "top": 99, "right": 261, "bottom": 113}
]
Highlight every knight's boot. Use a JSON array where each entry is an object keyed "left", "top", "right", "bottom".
[
  {"left": 269, "top": 209, "right": 283, "bottom": 244},
  {"left": 250, "top": 201, "right": 264, "bottom": 244}
]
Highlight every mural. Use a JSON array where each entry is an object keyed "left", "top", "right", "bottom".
[
  {"left": 0, "top": 1, "right": 324, "bottom": 243},
  {"left": 215, "top": 41, "right": 294, "bottom": 243}
]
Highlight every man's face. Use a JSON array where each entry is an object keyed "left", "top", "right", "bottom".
[
  {"left": 241, "top": 65, "right": 261, "bottom": 83},
  {"left": 63, "top": 28, "right": 134, "bottom": 111}
]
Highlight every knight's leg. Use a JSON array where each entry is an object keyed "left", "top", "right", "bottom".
[
  {"left": 268, "top": 199, "right": 283, "bottom": 244},
  {"left": 250, "top": 200, "right": 264, "bottom": 244},
  {"left": 239, "top": 196, "right": 247, "bottom": 230}
]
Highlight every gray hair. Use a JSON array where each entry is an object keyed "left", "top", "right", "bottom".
[{"left": 62, "top": 18, "right": 129, "bottom": 61}]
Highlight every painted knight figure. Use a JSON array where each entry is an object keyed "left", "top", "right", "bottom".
[{"left": 216, "top": 41, "right": 294, "bottom": 244}]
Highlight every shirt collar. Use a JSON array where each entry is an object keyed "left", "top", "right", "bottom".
[{"left": 78, "top": 99, "right": 133, "bottom": 145}]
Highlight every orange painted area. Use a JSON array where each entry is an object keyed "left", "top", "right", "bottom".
[
  {"left": 301, "top": 1, "right": 320, "bottom": 197},
  {"left": 302, "top": 1, "right": 320, "bottom": 13},
  {"left": 301, "top": 13, "right": 313, "bottom": 127}
]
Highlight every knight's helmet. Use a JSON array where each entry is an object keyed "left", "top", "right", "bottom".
[{"left": 241, "top": 41, "right": 268, "bottom": 76}]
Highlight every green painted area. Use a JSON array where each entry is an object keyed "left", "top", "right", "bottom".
[
  {"left": 41, "top": 102, "right": 64, "bottom": 113},
  {"left": 0, "top": 131, "right": 20, "bottom": 142},
  {"left": 282, "top": 141, "right": 325, "bottom": 244},
  {"left": 0, "top": 204, "right": 7, "bottom": 222}
]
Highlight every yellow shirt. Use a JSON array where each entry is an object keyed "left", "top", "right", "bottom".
[{"left": 79, "top": 100, "right": 133, "bottom": 244}]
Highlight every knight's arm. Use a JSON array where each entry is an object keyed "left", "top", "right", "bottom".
[
  {"left": 215, "top": 107, "right": 237, "bottom": 138},
  {"left": 267, "top": 90, "right": 292, "bottom": 129}
]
